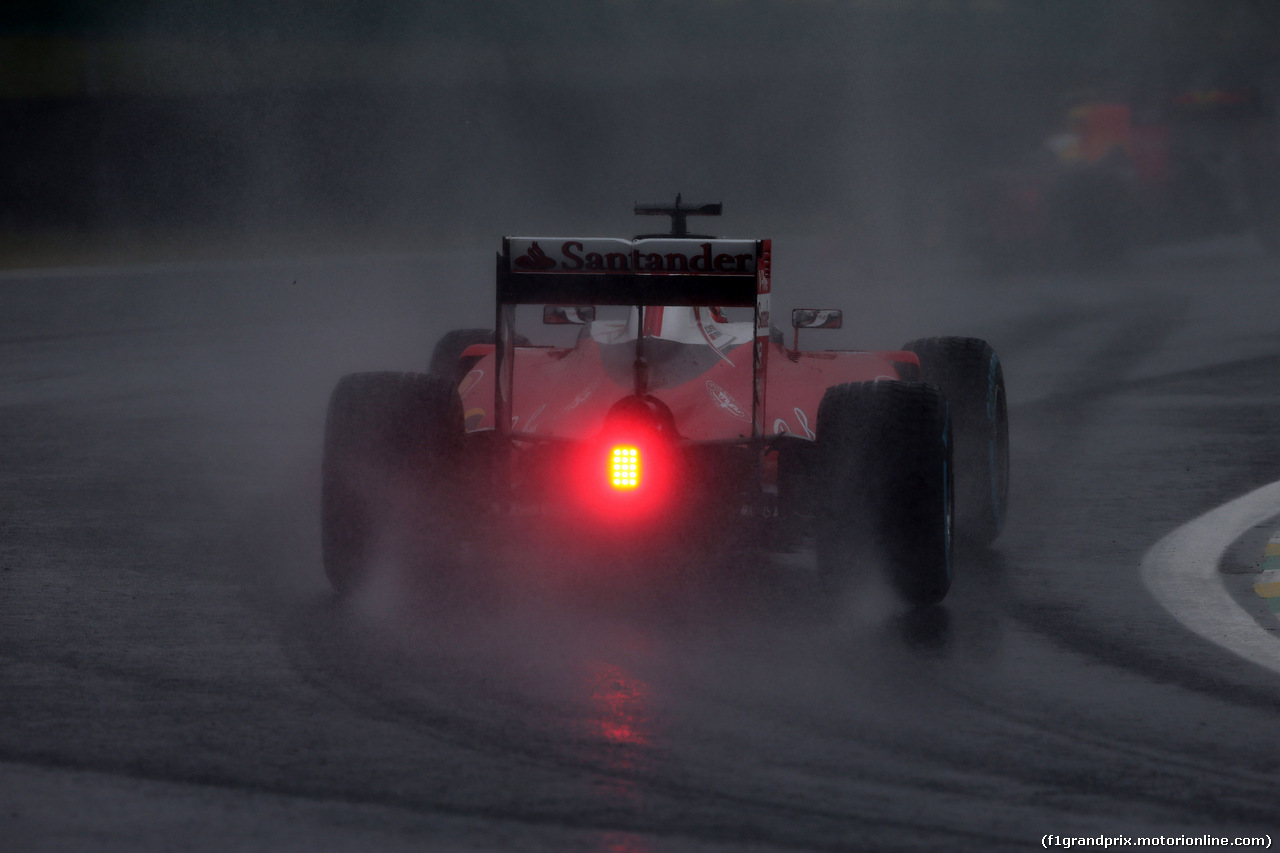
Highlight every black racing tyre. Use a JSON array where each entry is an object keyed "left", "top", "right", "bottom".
[
  {"left": 816, "top": 381, "right": 953, "bottom": 606},
  {"left": 903, "top": 336, "right": 1009, "bottom": 548},
  {"left": 429, "top": 328, "right": 531, "bottom": 384},
  {"left": 321, "top": 371, "right": 464, "bottom": 595}
]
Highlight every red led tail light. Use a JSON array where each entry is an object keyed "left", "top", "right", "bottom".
[
  {"left": 572, "top": 398, "right": 678, "bottom": 523},
  {"left": 609, "top": 445, "right": 641, "bottom": 489}
]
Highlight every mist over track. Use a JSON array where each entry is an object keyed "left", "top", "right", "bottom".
[{"left": 3, "top": 235, "right": 1280, "bottom": 850}]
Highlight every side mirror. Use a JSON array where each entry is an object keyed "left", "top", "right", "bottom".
[
  {"left": 791, "top": 308, "right": 843, "bottom": 329},
  {"left": 790, "top": 308, "right": 842, "bottom": 350},
  {"left": 543, "top": 305, "right": 596, "bottom": 325}
]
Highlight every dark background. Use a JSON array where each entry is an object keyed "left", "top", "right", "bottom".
[{"left": 2, "top": 1, "right": 1278, "bottom": 258}]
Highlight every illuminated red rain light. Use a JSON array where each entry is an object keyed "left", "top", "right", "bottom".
[{"left": 610, "top": 445, "right": 641, "bottom": 490}]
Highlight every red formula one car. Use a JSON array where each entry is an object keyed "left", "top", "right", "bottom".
[{"left": 322, "top": 200, "right": 1009, "bottom": 605}]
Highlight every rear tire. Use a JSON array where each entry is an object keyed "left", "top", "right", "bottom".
[
  {"left": 903, "top": 336, "right": 1009, "bottom": 547},
  {"left": 816, "top": 381, "right": 953, "bottom": 606},
  {"left": 321, "top": 372, "right": 464, "bottom": 595}
]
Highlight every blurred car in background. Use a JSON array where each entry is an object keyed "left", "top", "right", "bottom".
[{"left": 955, "top": 84, "right": 1280, "bottom": 270}]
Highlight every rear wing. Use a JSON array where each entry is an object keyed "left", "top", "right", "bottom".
[
  {"left": 493, "top": 235, "right": 774, "bottom": 441},
  {"left": 498, "top": 237, "right": 765, "bottom": 306}
]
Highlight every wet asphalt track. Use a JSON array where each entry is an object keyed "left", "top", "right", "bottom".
[{"left": 3, "top": 238, "right": 1280, "bottom": 851}]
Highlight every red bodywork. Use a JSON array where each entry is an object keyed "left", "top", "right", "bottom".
[
  {"left": 459, "top": 339, "right": 912, "bottom": 442},
  {"left": 458, "top": 234, "right": 918, "bottom": 530}
]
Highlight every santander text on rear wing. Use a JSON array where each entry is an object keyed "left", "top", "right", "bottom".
[{"left": 498, "top": 237, "right": 769, "bottom": 306}]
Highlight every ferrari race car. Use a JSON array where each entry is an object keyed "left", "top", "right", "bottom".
[{"left": 321, "top": 200, "right": 1009, "bottom": 606}]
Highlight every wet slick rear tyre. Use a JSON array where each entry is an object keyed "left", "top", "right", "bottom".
[
  {"left": 321, "top": 372, "right": 464, "bottom": 596},
  {"left": 816, "top": 381, "right": 954, "bottom": 606},
  {"left": 902, "top": 336, "right": 1008, "bottom": 547}
]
